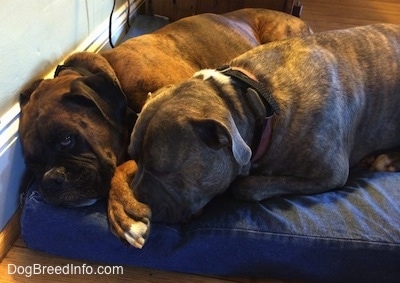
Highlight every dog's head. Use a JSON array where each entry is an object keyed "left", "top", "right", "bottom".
[
  {"left": 129, "top": 75, "right": 252, "bottom": 223},
  {"left": 19, "top": 53, "right": 134, "bottom": 206}
]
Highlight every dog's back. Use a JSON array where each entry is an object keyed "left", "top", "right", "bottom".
[
  {"left": 231, "top": 23, "right": 400, "bottom": 169},
  {"left": 102, "top": 8, "right": 312, "bottom": 112}
]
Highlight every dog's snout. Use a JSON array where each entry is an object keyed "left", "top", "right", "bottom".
[
  {"left": 133, "top": 170, "right": 185, "bottom": 223},
  {"left": 132, "top": 171, "right": 159, "bottom": 204}
]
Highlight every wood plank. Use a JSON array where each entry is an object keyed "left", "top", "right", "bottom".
[
  {"left": 0, "top": 245, "right": 223, "bottom": 282},
  {"left": 196, "top": 0, "right": 244, "bottom": 15},
  {"left": 243, "top": 0, "right": 294, "bottom": 15},
  {"left": 1, "top": 237, "right": 285, "bottom": 283},
  {"left": 147, "top": 0, "right": 296, "bottom": 21},
  {"left": 301, "top": 0, "right": 400, "bottom": 32},
  {"left": 0, "top": 209, "right": 21, "bottom": 262}
]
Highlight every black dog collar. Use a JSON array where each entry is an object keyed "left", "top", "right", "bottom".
[
  {"left": 217, "top": 65, "right": 280, "bottom": 120},
  {"left": 217, "top": 65, "right": 280, "bottom": 162}
]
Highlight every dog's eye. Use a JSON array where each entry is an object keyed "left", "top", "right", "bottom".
[{"left": 58, "top": 135, "right": 74, "bottom": 151}]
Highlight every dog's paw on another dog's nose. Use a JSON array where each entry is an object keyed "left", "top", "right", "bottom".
[
  {"left": 358, "top": 152, "right": 400, "bottom": 172},
  {"left": 108, "top": 160, "right": 152, "bottom": 248},
  {"left": 368, "top": 153, "right": 400, "bottom": 172}
]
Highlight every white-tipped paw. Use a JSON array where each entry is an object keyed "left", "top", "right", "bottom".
[
  {"left": 123, "top": 218, "right": 150, "bottom": 249},
  {"left": 108, "top": 161, "right": 152, "bottom": 248},
  {"left": 108, "top": 195, "right": 152, "bottom": 248}
]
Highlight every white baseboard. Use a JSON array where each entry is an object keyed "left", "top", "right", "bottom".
[{"left": 0, "top": 0, "right": 144, "bottom": 231}]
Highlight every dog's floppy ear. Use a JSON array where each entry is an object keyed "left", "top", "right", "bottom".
[
  {"left": 191, "top": 116, "right": 251, "bottom": 166},
  {"left": 65, "top": 72, "right": 128, "bottom": 131},
  {"left": 19, "top": 79, "right": 44, "bottom": 107},
  {"left": 55, "top": 52, "right": 118, "bottom": 82}
]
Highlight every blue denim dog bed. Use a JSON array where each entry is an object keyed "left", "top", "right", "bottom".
[{"left": 21, "top": 169, "right": 400, "bottom": 282}]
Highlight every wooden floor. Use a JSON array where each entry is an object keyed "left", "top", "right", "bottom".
[
  {"left": 2, "top": 1, "right": 400, "bottom": 282},
  {"left": 0, "top": 237, "right": 284, "bottom": 283},
  {"left": 301, "top": 0, "right": 400, "bottom": 32}
]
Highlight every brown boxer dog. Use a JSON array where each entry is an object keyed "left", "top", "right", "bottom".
[
  {"left": 119, "top": 24, "right": 400, "bottom": 246},
  {"left": 19, "top": 9, "right": 312, "bottom": 248}
]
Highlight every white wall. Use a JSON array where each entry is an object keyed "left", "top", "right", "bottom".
[
  {"left": 0, "top": 0, "right": 143, "bottom": 231},
  {"left": 0, "top": 0, "right": 124, "bottom": 116}
]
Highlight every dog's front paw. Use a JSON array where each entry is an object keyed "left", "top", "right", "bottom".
[
  {"left": 368, "top": 153, "right": 400, "bottom": 172},
  {"left": 108, "top": 160, "right": 152, "bottom": 249}
]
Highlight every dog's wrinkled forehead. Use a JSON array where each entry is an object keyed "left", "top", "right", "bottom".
[
  {"left": 20, "top": 74, "right": 98, "bottom": 154},
  {"left": 129, "top": 79, "right": 224, "bottom": 159},
  {"left": 20, "top": 75, "right": 78, "bottom": 134},
  {"left": 25, "top": 75, "right": 81, "bottom": 108}
]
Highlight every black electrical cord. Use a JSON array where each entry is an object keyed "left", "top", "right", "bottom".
[
  {"left": 126, "top": 0, "right": 131, "bottom": 29},
  {"left": 108, "top": 0, "right": 132, "bottom": 48},
  {"left": 108, "top": 0, "right": 116, "bottom": 48}
]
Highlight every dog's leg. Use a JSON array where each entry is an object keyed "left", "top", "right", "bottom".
[
  {"left": 370, "top": 153, "right": 400, "bottom": 172},
  {"left": 363, "top": 152, "right": 400, "bottom": 172},
  {"left": 230, "top": 174, "right": 346, "bottom": 201},
  {"left": 357, "top": 147, "right": 400, "bottom": 172},
  {"left": 108, "top": 160, "right": 151, "bottom": 248}
]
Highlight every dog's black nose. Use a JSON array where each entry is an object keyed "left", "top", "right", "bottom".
[{"left": 43, "top": 167, "right": 66, "bottom": 184}]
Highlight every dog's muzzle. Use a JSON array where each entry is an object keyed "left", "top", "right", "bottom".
[
  {"left": 40, "top": 164, "right": 106, "bottom": 207},
  {"left": 132, "top": 170, "right": 193, "bottom": 223}
]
